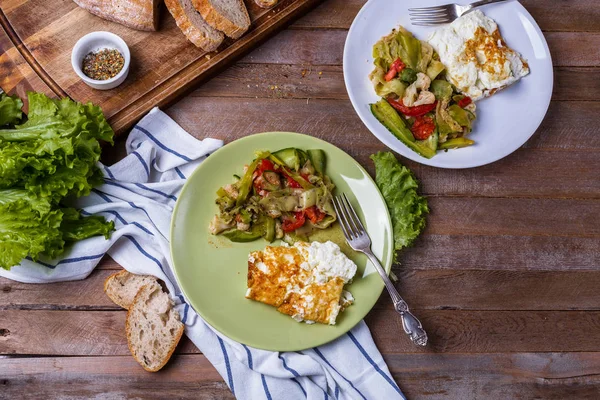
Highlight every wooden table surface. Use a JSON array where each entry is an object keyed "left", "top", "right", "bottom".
[{"left": 2, "top": 1, "right": 600, "bottom": 398}]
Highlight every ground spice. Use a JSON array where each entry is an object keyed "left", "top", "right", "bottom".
[{"left": 82, "top": 48, "right": 125, "bottom": 81}]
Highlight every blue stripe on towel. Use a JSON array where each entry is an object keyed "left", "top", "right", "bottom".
[
  {"left": 81, "top": 209, "right": 153, "bottom": 236},
  {"left": 123, "top": 235, "right": 164, "bottom": 273},
  {"left": 335, "top": 386, "right": 339, "bottom": 399},
  {"left": 26, "top": 253, "right": 105, "bottom": 269},
  {"left": 277, "top": 354, "right": 308, "bottom": 397},
  {"left": 131, "top": 151, "right": 150, "bottom": 177},
  {"left": 92, "top": 189, "right": 113, "bottom": 203},
  {"left": 134, "top": 183, "right": 177, "bottom": 201},
  {"left": 174, "top": 166, "right": 186, "bottom": 179},
  {"left": 261, "top": 375, "right": 273, "bottom": 400},
  {"left": 243, "top": 345, "right": 254, "bottom": 369},
  {"left": 312, "top": 348, "right": 367, "bottom": 400},
  {"left": 102, "top": 165, "right": 115, "bottom": 179},
  {"left": 217, "top": 337, "right": 235, "bottom": 395},
  {"left": 182, "top": 303, "right": 189, "bottom": 324},
  {"left": 102, "top": 179, "right": 177, "bottom": 202},
  {"left": 347, "top": 331, "right": 403, "bottom": 395},
  {"left": 134, "top": 125, "right": 193, "bottom": 162}
]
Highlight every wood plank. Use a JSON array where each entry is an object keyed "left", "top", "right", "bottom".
[
  {"left": 365, "top": 309, "right": 600, "bottom": 354},
  {"left": 292, "top": 0, "right": 600, "bottom": 33},
  {"left": 388, "top": 352, "right": 600, "bottom": 400},
  {"left": 2, "top": 352, "right": 600, "bottom": 400},
  {"left": 0, "top": 269, "right": 118, "bottom": 310},
  {"left": 5, "top": 309, "right": 600, "bottom": 355},
  {"left": 193, "top": 64, "right": 600, "bottom": 102},
  {"left": 0, "top": 309, "right": 200, "bottom": 355},
  {"left": 167, "top": 97, "right": 600, "bottom": 151},
  {"left": 5, "top": 268, "right": 600, "bottom": 311},
  {"left": 0, "top": 21, "right": 54, "bottom": 100},
  {"left": 0, "top": 354, "right": 233, "bottom": 399},
  {"left": 398, "top": 234, "right": 600, "bottom": 272},
  {"left": 241, "top": 30, "right": 600, "bottom": 67},
  {"left": 425, "top": 197, "right": 600, "bottom": 237}
]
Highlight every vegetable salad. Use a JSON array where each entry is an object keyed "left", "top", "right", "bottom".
[
  {"left": 369, "top": 26, "right": 477, "bottom": 158},
  {"left": 210, "top": 148, "right": 336, "bottom": 243}
]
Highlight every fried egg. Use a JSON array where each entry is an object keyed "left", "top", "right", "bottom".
[
  {"left": 246, "top": 241, "right": 356, "bottom": 325},
  {"left": 428, "top": 10, "right": 529, "bottom": 100}
]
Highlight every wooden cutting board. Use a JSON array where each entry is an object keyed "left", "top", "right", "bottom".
[{"left": 0, "top": 0, "right": 322, "bottom": 134}]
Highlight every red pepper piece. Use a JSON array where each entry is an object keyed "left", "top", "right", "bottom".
[
  {"left": 411, "top": 115, "right": 436, "bottom": 140},
  {"left": 458, "top": 96, "right": 473, "bottom": 108},
  {"left": 282, "top": 212, "right": 306, "bottom": 232},
  {"left": 387, "top": 97, "right": 437, "bottom": 117},
  {"left": 384, "top": 58, "right": 406, "bottom": 81},
  {"left": 304, "top": 206, "right": 325, "bottom": 224}
]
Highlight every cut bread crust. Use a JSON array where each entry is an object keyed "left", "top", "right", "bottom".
[
  {"left": 191, "top": 0, "right": 251, "bottom": 39},
  {"left": 104, "top": 270, "right": 158, "bottom": 310},
  {"left": 126, "top": 283, "right": 185, "bottom": 372},
  {"left": 73, "top": 0, "right": 160, "bottom": 31},
  {"left": 165, "top": 0, "right": 225, "bottom": 51}
]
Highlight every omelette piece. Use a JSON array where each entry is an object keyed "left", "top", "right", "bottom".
[
  {"left": 246, "top": 241, "right": 357, "bottom": 325},
  {"left": 428, "top": 10, "right": 529, "bottom": 101}
]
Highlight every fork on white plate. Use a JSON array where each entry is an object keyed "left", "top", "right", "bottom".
[
  {"left": 332, "top": 193, "right": 428, "bottom": 347},
  {"left": 409, "top": 0, "right": 508, "bottom": 25}
]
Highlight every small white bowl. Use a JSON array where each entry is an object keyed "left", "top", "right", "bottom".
[{"left": 71, "top": 31, "right": 131, "bottom": 90}]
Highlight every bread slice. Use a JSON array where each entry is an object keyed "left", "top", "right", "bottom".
[
  {"left": 191, "top": 0, "right": 251, "bottom": 39},
  {"left": 126, "top": 283, "right": 185, "bottom": 372},
  {"left": 165, "top": 0, "right": 225, "bottom": 51},
  {"left": 73, "top": 0, "right": 160, "bottom": 31},
  {"left": 104, "top": 270, "right": 158, "bottom": 310}
]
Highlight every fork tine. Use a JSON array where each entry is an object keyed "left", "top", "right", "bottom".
[
  {"left": 332, "top": 196, "right": 352, "bottom": 240},
  {"left": 342, "top": 193, "right": 367, "bottom": 234},
  {"left": 410, "top": 15, "right": 451, "bottom": 22},
  {"left": 412, "top": 22, "right": 452, "bottom": 26},
  {"left": 408, "top": 6, "right": 446, "bottom": 12},
  {"left": 408, "top": 9, "right": 448, "bottom": 16},
  {"left": 339, "top": 195, "right": 361, "bottom": 236}
]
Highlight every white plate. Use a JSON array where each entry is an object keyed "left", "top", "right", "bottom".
[{"left": 343, "top": 0, "right": 553, "bottom": 168}]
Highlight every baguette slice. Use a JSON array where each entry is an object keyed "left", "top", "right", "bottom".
[
  {"left": 126, "top": 283, "right": 185, "bottom": 372},
  {"left": 165, "top": 0, "right": 225, "bottom": 51},
  {"left": 192, "top": 0, "right": 251, "bottom": 39},
  {"left": 73, "top": 0, "right": 160, "bottom": 31},
  {"left": 104, "top": 270, "right": 158, "bottom": 310}
]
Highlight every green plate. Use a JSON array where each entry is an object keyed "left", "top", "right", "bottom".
[{"left": 170, "top": 132, "right": 393, "bottom": 351}]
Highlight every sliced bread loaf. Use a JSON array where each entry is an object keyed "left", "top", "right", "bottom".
[
  {"left": 104, "top": 270, "right": 158, "bottom": 310},
  {"left": 126, "top": 283, "right": 185, "bottom": 372},
  {"left": 192, "top": 0, "right": 251, "bottom": 39},
  {"left": 165, "top": 0, "right": 225, "bottom": 51},
  {"left": 73, "top": 0, "right": 161, "bottom": 31}
]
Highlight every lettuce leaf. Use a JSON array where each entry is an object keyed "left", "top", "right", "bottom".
[
  {"left": 0, "top": 92, "right": 115, "bottom": 270},
  {"left": 0, "top": 189, "right": 64, "bottom": 269},
  {"left": 370, "top": 152, "right": 428, "bottom": 251},
  {"left": 0, "top": 93, "right": 23, "bottom": 126}
]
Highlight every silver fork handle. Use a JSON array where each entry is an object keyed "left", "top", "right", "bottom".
[
  {"left": 468, "top": 0, "right": 508, "bottom": 10},
  {"left": 364, "top": 251, "right": 428, "bottom": 347}
]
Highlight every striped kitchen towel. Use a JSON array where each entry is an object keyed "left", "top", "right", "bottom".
[{"left": 0, "top": 107, "right": 404, "bottom": 400}]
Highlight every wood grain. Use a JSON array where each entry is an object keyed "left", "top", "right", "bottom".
[
  {"left": 240, "top": 30, "right": 600, "bottom": 67},
  {"left": 5, "top": 268, "right": 600, "bottom": 311},
  {"left": 398, "top": 234, "right": 600, "bottom": 272},
  {"left": 4, "top": 308, "right": 600, "bottom": 355},
  {"left": 291, "top": 0, "right": 600, "bottom": 33},
  {"left": 193, "top": 64, "right": 600, "bottom": 102},
  {"left": 167, "top": 97, "right": 600, "bottom": 151},
  {"left": 0, "top": 22, "right": 54, "bottom": 100},
  {"left": 0, "top": 354, "right": 233, "bottom": 400},
  {"left": 2, "top": 352, "right": 600, "bottom": 400}
]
